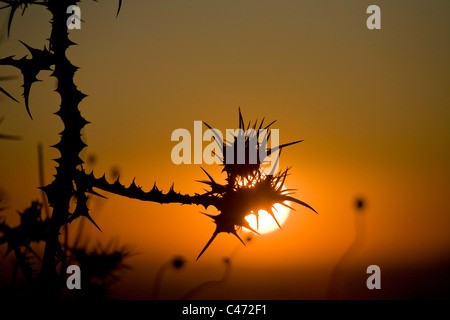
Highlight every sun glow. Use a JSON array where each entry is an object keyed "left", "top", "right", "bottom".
[
  {"left": 244, "top": 202, "right": 290, "bottom": 234},
  {"left": 236, "top": 176, "right": 291, "bottom": 234}
]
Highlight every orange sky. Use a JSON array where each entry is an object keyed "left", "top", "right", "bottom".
[{"left": 0, "top": 0, "right": 449, "bottom": 299}]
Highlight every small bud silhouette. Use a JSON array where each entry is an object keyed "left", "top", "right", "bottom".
[
  {"left": 355, "top": 197, "right": 365, "bottom": 211},
  {"left": 172, "top": 256, "right": 187, "bottom": 270}
]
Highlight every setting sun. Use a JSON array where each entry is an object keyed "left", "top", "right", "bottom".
[{"left": 244, "top": 202, "right": 290, "bottom": 234}]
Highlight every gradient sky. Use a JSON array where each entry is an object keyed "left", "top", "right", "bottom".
[{"left": 0, "top": 0, "right": 449, "bottom": 299}]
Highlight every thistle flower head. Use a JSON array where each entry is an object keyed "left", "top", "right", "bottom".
[{"left": 196, "top": 110, "right": 316, "bottom": 260}]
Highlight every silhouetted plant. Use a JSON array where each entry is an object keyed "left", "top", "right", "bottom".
[
  {"left": 0, "top": 201, "right": 48, "bottom": 285},
  {"left": 0, "top": 195, "right": 132, "bottom": 298},
  {"left": 326, "top": 197, "right": 367, "bottom": 299},
  {"left": 0, "top": 0, "right": 316, "bottom": 298},
  {"left": 65, "top": 241, "right": 132, "bottom": 299},
  {"left": 180, "top": 257, "right": 232, "bottom": 300},
  {"left": 152, "top": 255, "right": 187, "bottom": 300}
]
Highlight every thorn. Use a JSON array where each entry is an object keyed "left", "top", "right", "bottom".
[
  {"left": 79, "top": 210, "right": 102, "bottom": 232},
  {"left": 116, "top": 0, "right": 123, "bottom": 17},
  {"left": 231, "top": 230, "right": 246, "bottom": 246},
  {"left": 284, "top": 196, "right": 318, "bottom": 214},
  {"left": 0, "top": 86, "right": 19, "bottom": 102},
  {"left": 197, "top": 230, "right": 219, "bottom": 261},
  {"left": 200, "top": 212, "right": 216, "bottom": 219},
  {"left": 242, "top": 220, "right": 260, "bottom": 235},
  {"left": 267, "top": 208, "right": 282, "bottom": 229},
  {"left": 87, "top": 189, "right": 107, "bottom": 199},
  {"left": 200, "top": 167, "right": 216, "bottom": 184}
]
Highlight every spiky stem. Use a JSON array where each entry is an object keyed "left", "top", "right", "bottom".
[
  {"left": 39, "top": 0, "right": 87, "bottom": 293},
  {"left": 74, "top": 169, "right": 215, "bottom": 209}
]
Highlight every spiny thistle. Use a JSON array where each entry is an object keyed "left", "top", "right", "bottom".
[
  {"left": 75, "top": 110, "right": 317, "bottom": 260},
  {"left": 195, "top": 109, "right": 317, "bottom": 259},
  {"left": 0, "top": 0, "right": 316, "bottom": 297},
  {"left": 0, "top": 201, "right": 49, "bottom": 283},
  {"left": 68, "top": 242, "right": 132, "bottom": 289},
  {"left": 0, "top": 0, "right": 124, "bottom": 290}
]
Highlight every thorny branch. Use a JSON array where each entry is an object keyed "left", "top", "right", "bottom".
[{"left": 0, "top": 0, "right": 316, "bottom": 297}]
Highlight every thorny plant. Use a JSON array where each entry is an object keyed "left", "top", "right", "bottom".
[
  {"left": 0, "top": 0, "right": 316, "bottom": 297},
  {"left": 0, "top": 199, "right": 132, "bottom": 299}
]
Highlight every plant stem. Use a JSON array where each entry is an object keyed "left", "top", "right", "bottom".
[
  {"left": 75, "top": 169, "right": 215, "bottom": 209},
  {"left": 40, "top": 0, "right": 87, "bottom": 295}
]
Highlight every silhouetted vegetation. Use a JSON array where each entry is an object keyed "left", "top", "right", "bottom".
[{"left": 0, "top": 0, "right": 315, "bottom": 299}]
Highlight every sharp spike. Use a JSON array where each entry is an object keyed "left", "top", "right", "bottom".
[
  {"left": 268, "top": 209, "right": 282, "bottom": 230},
  {"left": 116, "top": 0, "right": 122, "bottom": 17},
  {"left": 242, "top": 220, "right": 260, "bottom": 235},
  {"left": 258, "top": 118, "right": 265, "bottom": 131},
  {"left": 264, "top": 119, "right": 276, "bottom": 130},
  {"left": 238, "top": 108, "right": 244, "bottom": 130},
  {"left": 268, "top": 140, "right": 303, "bottom": 156},
  {"left": 200, "top": 167, "right": 216, "bottom": 184},
  {"left": 231, "top": 230, "right": 246, "bottom": 246},
  {"left": 200, "top": 212, "right": 216, "bottom": 219},
  {"left": 0, "top": 86, "right": 19, "bottom": 102},
  {"left": 280, "top": 202, "right": 295, "bottom": 211},
  {"left": 87, "top": 189, "right": 107, "bottom": 199},
  {"left": 83, "top": 212, "right": 102, "bottom": 232},
  {"left": 18, "top": 40, "right": 34, "bottom": 55},
  {"left": 197, "top": 230, "right": 219, "bottom": 261},
  {"left": 6, "top": 3, "right": 19, "bottom": 37},
  {"left": 251, "top": 119, "right": 258, "bottom": 130},
  {"left": 283, "top": 196, "right": 317, "bottom": 214},
  {"left": 23, "top": 88, "right": 33, "bottom": 119}
]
